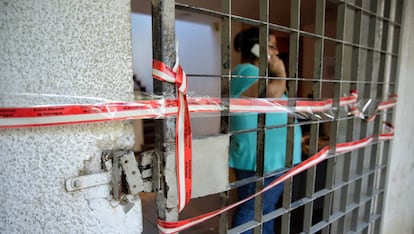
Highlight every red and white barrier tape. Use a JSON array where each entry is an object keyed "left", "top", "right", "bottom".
[
  {"left": 349, "top": 93, "right": 397, "bottom": 122},
  {"left": 1, "top": 91, "right": 398, "bottom": 129},
  {"left": 152, "top": 59, "right": 192, "bottom": 212},
  {"left": 157, "top": 91, "right": 398, "bottom": 234},
  {"left": 0, "top": 94, "right": 362, "bottom": 128},
  {"left": 157, "top": 123, "right": 394, "bottom": 234},
  {"left": 0, "top": 88, "right": 397, "bottom": 231}
]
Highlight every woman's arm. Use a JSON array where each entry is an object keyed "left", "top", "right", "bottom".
[{"left": 267, "top": 56, "right": 287, "bottom": 98}]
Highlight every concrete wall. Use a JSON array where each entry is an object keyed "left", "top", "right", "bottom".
[
  {"left": 0, "top": 1, "right": 142, "bottom": 233},
  {"left": 381, "top": 0, "right": 414, "bottom": 233}
]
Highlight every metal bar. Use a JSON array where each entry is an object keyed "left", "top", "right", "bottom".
[
  {"left": 186, "top": 72, "right": 397, "bottom": 83},
  {"left": 175, "top": 1, "right": 401, "bottom": 27},
  {"left": 312, "top": 194, "right": 377, "bottom": 233},
  {"left": 281, "top": 0, "right": 301, "bottom": 233},
  {"left": 262, "top": 165, "right": 386, "bottom": 218},
  {"left": 175, "top": 3, "right": 401, "bottom": 57},
  {"left": 322, "top": 2, "right": 347, "bottom": 233},
  {"left": 372, "top": 183, "right": 385, "bottom": 233},
  {"left": 346, "top": 1, "right": 401, "bottom": 26},
  {"left": 382, "top": 0, "right": 398, "bottom": 103},
  {"left": 303, "top": 0, "right": 326, "bottom": 232},
  {"left": 373, "top": 1, "right": 394, "bottom": 208},
  {"left": 350, "top": 0, "right": 382, "bottom": 231},
  {"left": 338, "top": 0, "right": 363, "bottom": 230},
  {"left": 145, "top": 0, "right": 405, "bottom": 232},
  {"left": 229, "top": 142, "right": 388, "bottom": 192},
  {"left": 218, "top": 0, "right": 231, "bottom": 233},
  {"left": 338, "top": 0, "right": 364, "bottom": 232},
  {"left": 175, "top": 2, "right": 294, "bottom": 33},
  {"left": 219, "top": 0, "right": 231, "bottom": 135},
  {"left": 252, "top": 1, "right": 269, "bottom": 233},
  {"left": 151, "top": 0, "right": 178, "bottom": 223}
]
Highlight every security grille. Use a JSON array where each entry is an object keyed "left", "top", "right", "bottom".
[{"left": 150, "top": 0, "right": 402, "bottom": 233}]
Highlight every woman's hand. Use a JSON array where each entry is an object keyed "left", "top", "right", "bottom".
[{"left": 268, "top": 55, "right": 287, "bottom": 78}]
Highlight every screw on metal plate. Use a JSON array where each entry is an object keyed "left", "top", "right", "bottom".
[
  {"left": 72, "top": 179, "right": 82, "bottom": 188},
  {"left": 65, "top": 171, "right": 111, "bottom": 192}
]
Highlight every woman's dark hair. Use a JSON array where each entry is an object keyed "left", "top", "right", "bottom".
[{"left": 234, "top": 27, "right": 260, "bottom": 61}]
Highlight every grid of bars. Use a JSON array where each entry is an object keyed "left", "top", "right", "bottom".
[{"left": 151, "top": 0, "right": 402, "bottom": 233}]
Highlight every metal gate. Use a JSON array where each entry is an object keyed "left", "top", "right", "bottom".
[{"left": 149, "top": 0, "right": 402, "bottom": 233}]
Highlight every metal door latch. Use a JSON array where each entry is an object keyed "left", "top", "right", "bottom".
[
  {"left": 65, "top": 149, "right": 153, "bottom": 199},
  {"left": 106, "top": 150, "right": 143, "bottom": 199}
]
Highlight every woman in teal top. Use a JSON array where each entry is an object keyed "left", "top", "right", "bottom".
[
  {"left": 230, "top": 63, "right": 302, "bottom": 172},
  {"left": 230, "top": 27, "right": 302, "bottom": 234}
]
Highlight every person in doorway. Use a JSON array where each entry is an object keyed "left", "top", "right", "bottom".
[{"left": 230, "top": 27, "right": 302, "bottom": 234}]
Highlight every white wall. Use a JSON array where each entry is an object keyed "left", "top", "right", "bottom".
[
  {"left": 131, "top": 13, "right": 221, "bottom": 136},
  {"left": 381, "top": 0, "right": 414, "bottom": 233},
  {"left": 131, "top": 13, "right": 221, "bottom": 95},
  {"left": 131, "top": 13, "right": 153, "bottom": 92}
]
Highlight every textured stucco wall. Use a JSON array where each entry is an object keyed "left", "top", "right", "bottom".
[
  {"left": 0, "top": 1, "right": 142, "bottom": 233},
  {"left": 381, "top": 0, "right": 414, "bottom": 233}
]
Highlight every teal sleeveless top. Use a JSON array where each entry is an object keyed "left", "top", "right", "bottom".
[{"left": 229, "top": 63, "right": 302, "bottom": 172}]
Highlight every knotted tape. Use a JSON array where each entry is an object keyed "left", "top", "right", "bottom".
[{"left": 152, "top": 59, "right": 192, "bottom": 213}]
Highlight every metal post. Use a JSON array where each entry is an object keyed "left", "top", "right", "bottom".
[
  {"left": 350, "top": 0, "right": 381, "bottom": 231},
  {"left": 338, "top": 0, "right": 363, "bottom": 232},
  {"left": 252, "top": 1, "right": 270, "bottom": 233},
  {"left": 219, "top": 0, "right": 231, "bottom": 232},
  {"left": 151, "top": 0, "right": 179, "bottom": 223},
  {"left": 322, "top": 2, "right": 347, "bottom": 234},
  {"left": 281, "top": 0, "right": 300, "bottom": 233},
  {"left": 303, "top": 0, "right": 326, "bottom": 232}
]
